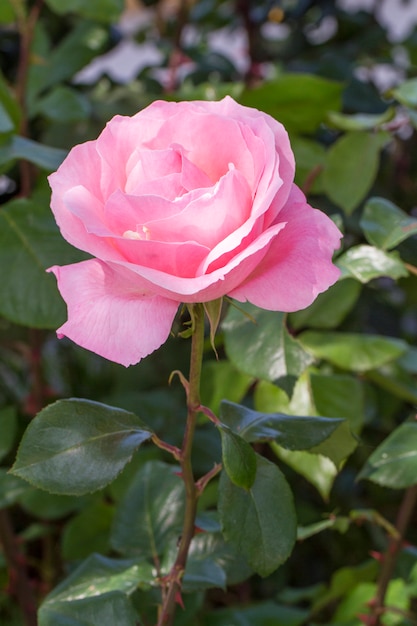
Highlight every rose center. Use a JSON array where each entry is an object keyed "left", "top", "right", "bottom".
[{"left": 123, "top": 227, "right": 151, "bottom": 241}]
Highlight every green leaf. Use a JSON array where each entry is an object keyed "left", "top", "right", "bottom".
[
  {"left": 390, "top": 78, "right": 417, "bottom": 107},
  {"left": 19, "top": 490, "right": 88, "bottom": 520},
  {"left": 32, "top": 86, "right": 91, "bottom": 123},
  {"left": 0, "top": 470, "right": 31, "bottom": 509},
  {"left": 240, "top": 73, "right": 342, "bottom": 133},
  {"left": 323, "top": 131, "right": 390, "bottom": 214},
  {"left": 219, "top": 426, "right": 257, "bottom": 489},
  {"left": 11, "top": 399, "right": 153, "bottom": 495},
  {"left": 203, "top": 602, "right": 308, "bottom": 626},
  {"left": 360, "top": 197, "right": 417, "bottom": 250},
  {"left": 39, "top": 554, "right": 151, "bottom": 626},
  {"left": 358, "top": 420, "right": 417, "bottom": 488},
  {"left": 0, "top": 135, "right": 66, "bottom": 171},
  {"left": 219, "top": 400, "right": 345, "bottom": 449},
  {"left": 336, "top": 245, "right": 408, "bottom": 283},
  {"left": 162, "top": 530, "right": 252, "bottom": 592},
  {"left": 0, "top": 198, "right": 85, "bottom": 328},
  {"left": 28, "top": 22, "right": 109, "bottom": 103},
  {"left": 327, "top": 107, "right": 395, "bottom": 131},
  {"left": 200, "top": 360, "right": 252, "bottom": 416},
  {"left": 111, "top": 461, "right": 185, "bottom": 559},
  {"left": 289, "top": 279, "right": 361, "bottom": 330},
  {"left": 271, "top": 445, "right": 338, "bottom": 500},
  {"left": 62, "top": 501, "right": 114, "bottom": 561},
  {"left": 312, "top": 561, "right": 378, "bottom": 614},
  {"left": 292, "top": 136, "right": 326, "bottom": 193},
  {"left": 0, "top": 406, "right": 17, "bottom": 461},
  {"left": 310, "top": 373, "right": 365, "bottom": 434},
  {"left": 44, "top": 0, "right": 124, "bottom": 22},
  {"left": 0, "top": 69, "right": 21, "bottom": 130},
  {"left": 219, "top": 454, "right": 297, "bottom": 577},
  {"left": 299, "top": 331, "right": 407, "bottom": 372},
  {"left": 0, "top": 102, "right": 14, "bottom": 133},
  {"left": 223, "top": 302, "right": 313, "bottom": 390},
  {"left": 186, "top": 531, "right": 252, "bottom": 589}
]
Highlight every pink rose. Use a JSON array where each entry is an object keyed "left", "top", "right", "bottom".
[{"left": 48, "top": 97, "right": 341, "bottom": 366}]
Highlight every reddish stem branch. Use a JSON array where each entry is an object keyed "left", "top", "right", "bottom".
[
  {"left": 156, "top": 304, "right": 205, "bottom": 626},
  {"left": 371, "top": 484, "right": 417, "bottom": 625},
  {"left": 0, "top": 510, "right": 37, "bottom": 626}
]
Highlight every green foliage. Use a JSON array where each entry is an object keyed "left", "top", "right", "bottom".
[
  {"left": 2, "top": 1, "right": 417, "bottom": 625},
  {"left": 359, "top": 420, "right": 417, "bottom": 489},
  {"left": 11, "top": 399, "right": 153, "bottom": 494},
  {"left": 0, "top": 197, "right": 82, "bottom": 327},
  {"left": 322, "top": 131, "right": 390, "bottom": 214},
  {"left": 219, "top": 454, "right": 297, "bottom": 576}
]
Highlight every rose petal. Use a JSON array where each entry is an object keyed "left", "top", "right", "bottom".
[
  {"left": 228, "top": 188, "right": 342, "bottom": 311},
  {"left": 48, "top": 260, "right": 178, "bottom": 366},
  {"left": 143, "top": 167, "right": 252, "bottom": 248},
  {"left": 105, "top": 220, "right": 287, "bottom": 301}
]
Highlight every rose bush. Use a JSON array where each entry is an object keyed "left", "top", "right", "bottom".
[{"left": 48, "top": 96, "right": 342, "bottom": 366}]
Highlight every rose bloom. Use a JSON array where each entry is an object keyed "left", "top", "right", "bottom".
[{"left": 48, "top": 97, "right": 341, "bottom": 366}]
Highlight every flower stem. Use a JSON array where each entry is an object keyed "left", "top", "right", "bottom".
[
  {"left": 372, "top": 484, "right": 417, "bottom": 625},
  {"left": 157, "top": 303, "right": 205, "bottom": 626}
]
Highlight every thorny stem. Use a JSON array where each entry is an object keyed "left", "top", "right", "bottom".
[
  {"left": 157, "top": 303, "right": 205, "bottom": 626},
  {"left": 0, "top": 510, "right": 37, "bottom": 626},
  {"left": 371, "top": 484, "right": 417, "bottom": 625}
]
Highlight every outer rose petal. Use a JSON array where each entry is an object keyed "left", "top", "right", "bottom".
[
  {"left": 48, "top": 260, "right": 178, "bottom": 366},
  {"left": 228, "top": 187, "right": 342, "bottom": 311}
]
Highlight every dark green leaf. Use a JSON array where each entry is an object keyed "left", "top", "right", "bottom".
[
  {"left": 336, "top": 245, "right": 408, "bottom": 282},
  {"left": 240, "top": 74, "right": 342, "bottom": 133},
  {"left": 28, "top": 22, "right": 109, "bottom": 103},
  {"left": 203, "top": 602, "right": 308, "bottom": 626},
  {"left": 0, "top": 406, "right": 17, "bottom": 461},
  {"left": 111, "top": 461, "right": 185, "bottom": 559},
  {"left": 11, "top": 399, "right": 153, "bottom": 495},
  {"left": 219, "top": 454, "right": 296, "bottom": 577},
  {"left": 219, "top": 400, "right": 345, "bottom": 449},
  {"left": 323, "top": 132, "right": 390, "bottom": 214},
  {"left": 0, "top": 102, "right": 14, "bottom": 133},
  {"left": 219, "top": 426, "right": 257, "bottom": 489},
  {"left": 62, "top": 501, "right": 114, "bottom": 561},
  {"left": 223, "top": 302, "right": 313, "bottom": 389},
  {"left": 310, "top": 373, "right": 365, "bottom": 434},
  {"left": 0, "top": 198, "right": 85, "bottom": 328},
  {"left": 0, "top": 135, "right": 66, "bottom": 170},
  {"left": 32, "top": 86, "right": 91, "bottom": 123},
  {"left": 299, "top": 331, "right": 407, "bottom": 372},
  {"left": 292, "top": 136, "right": 326, "bottom": 193},
  {"left": 39, "top": 554, "right": 150, "bottom": 626},
  {"left": 289, "top": 279, "right": 361, "bottom": 330},
  {"left": 0, "top": 69, "right": 21, "bottom": 129},
  {"left": 200, "top": 360, "right": 252, "bottom": 416},
  {"left": 358, "top": 420, "right": 417, "bottom": 488},
  {"left": 43, "top": 553, "right": 153, "bottom": 601},
  {"left": 0, "top": 470, "right": 31, "bottom": 509},
  {"left": 360, "top": 197, "right": 417, "bottom": 250},
  {"left": 19, "top": 489, "right": 88, "bottom": 520},
  {"left": 44, "top": 0, "right": 124, "bottom": 22}
]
